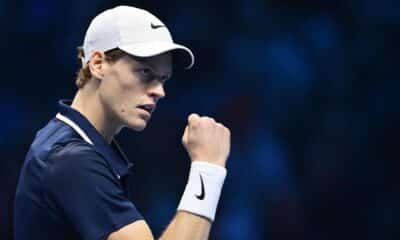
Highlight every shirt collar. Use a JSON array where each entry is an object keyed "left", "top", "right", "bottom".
[{"left": 57, "top": 99, "right": 133, "bottom": 178}]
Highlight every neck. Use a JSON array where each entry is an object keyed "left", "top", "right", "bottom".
[{"left": 71, "top": 87, "right": 118, "bottom": 144}]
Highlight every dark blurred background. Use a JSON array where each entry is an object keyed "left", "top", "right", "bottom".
[{"left": 1, "top": 0, "right": 400, "bottom": 239}]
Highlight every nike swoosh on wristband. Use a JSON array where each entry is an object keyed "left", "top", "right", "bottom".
[
  {"left": 151, "top": 23, "right": 165, "bottom": 29},
  {"left": 195, "top": 174, "right": 205, "bottom": 200}
]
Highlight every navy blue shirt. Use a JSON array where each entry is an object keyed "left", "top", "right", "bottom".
[{"left": 14, "top": 100, "right": 143, "bottom": 240}]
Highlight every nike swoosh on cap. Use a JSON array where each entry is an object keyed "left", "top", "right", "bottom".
[{"left": 151, "top": 22, "right": 165, "bottom": 29}]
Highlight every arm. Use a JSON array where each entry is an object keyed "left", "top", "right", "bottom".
[
  {"left": 160, "top": 211, "right": 211, "bottom": 240},
  {"left": 108, "top": 113, "right": 231, "bottom": 240},
  {"left": 108, "top": 212, "right": 210, "bottom": 240}
]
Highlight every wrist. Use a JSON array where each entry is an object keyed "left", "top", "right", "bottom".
[
  {"left": 191, "top": 158, "right": 226, "bottom": 168},
  {"left": 177, "top": 161, "right": 227, "bottom": 221},
  {"left": 191, "top": 160, "right": 226, "bottom": 172}
]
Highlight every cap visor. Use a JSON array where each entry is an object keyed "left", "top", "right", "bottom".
[{"left": 119, "top": 42, "right": 194, "bottom": 69}]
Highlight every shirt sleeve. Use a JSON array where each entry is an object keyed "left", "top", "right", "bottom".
[{"left": 44, "top": 141, "right": 143, "bottom": 240}]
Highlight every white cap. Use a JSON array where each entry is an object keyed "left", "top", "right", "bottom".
[{"left": 82, "top": 6, "right": 195, "bottom": 69}]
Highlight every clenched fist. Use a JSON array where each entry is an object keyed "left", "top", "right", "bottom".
[{"left": 182, "top": 113, "right": 231, "bottom": 167}]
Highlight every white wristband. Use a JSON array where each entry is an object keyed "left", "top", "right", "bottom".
[{"left": 177, "top": 161, "right": 227, "bottom": 221}]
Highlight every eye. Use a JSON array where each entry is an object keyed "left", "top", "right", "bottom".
[
  {"left": 136, "top": 68, "right": 154, "bottom": 82},
  {"left": 139, "top": 68, "right": 151, "bottom": 76}
]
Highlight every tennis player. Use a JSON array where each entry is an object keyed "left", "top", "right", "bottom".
[{"left": 14, "top": 5, "right": 230, "bottom": 240}]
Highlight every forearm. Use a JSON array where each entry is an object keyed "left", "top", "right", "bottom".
[{"left": 159, "top": 211, "right": 211, "bottom": 240}]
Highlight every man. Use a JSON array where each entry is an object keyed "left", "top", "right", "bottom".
[{"left": 14, "top": 5, "right": 231, "bottom": 240}]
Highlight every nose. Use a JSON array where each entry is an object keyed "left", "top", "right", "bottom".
[{"left": 148, "top": 82, "right": 166, "bottom": 102}]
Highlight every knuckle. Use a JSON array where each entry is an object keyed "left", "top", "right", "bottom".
[
  {"left": 189, "top": 121, "right": 196, "bottom": 127},
  {"left": 190, "top": 116, "right": 197, "bottom": 123},
  {"left": 190, "top": 118, "right": 199, "bottom": 127},
  {"left": 203, "top": 116, "right": 215, "bottom": 122},
  {"left": 188, "top": 114, "right": 200, "bottom": 124},
  {"left": 198, "top": 117, "right": 212, "bottom": 126}
]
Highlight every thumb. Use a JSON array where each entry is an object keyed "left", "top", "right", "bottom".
[
  {"left": 182, "top": 126, "right": 189, "bottom": 144},
  {"left": 188, "top": 113, "right": 200, "bottom": 123}
]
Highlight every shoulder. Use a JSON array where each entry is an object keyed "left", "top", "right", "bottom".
[
  {"left": 42, "top": 140, "right": 122, "bottom": 208},
  {"left": 44, "top": 140, "right": 115, "bottom": 186},
  {"left": 49, "top": 140, "right": 100, "bottom": 163}
]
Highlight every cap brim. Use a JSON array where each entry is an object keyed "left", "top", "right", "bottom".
[{"left": 119, "top": 42, "right": 194, "bottom": 69}]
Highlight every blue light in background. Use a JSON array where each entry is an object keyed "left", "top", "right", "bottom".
[
  {"left": 21, "top": 0, "right": 63, "bottom": 33},
  {"left": 0, "top": 99, "right": 26, "bottom": 145},
  {"left": 264, "top": 35, "right": 315, "bottom": 89},
  {"left": 300, "top": 15, "right": 339, "bottom": 51},
  {"left": 219, "top": 206, "right": 262, "bottom": 239}
]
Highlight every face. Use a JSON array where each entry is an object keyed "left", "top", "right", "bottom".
[{"left": 96, "top": 52, "right": 172, "bottom": 132}]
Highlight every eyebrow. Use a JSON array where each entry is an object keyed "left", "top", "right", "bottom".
[{"left": 134, "top": 58, "right": 172, "bottom": 82}]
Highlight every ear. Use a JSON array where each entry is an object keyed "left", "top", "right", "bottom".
[{"left": 88, "top": 51, "right": 106, "bottom": 80}]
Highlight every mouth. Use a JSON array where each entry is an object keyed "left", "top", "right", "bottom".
[{"left": 137, "top": 104, "right": 155, "bottom": 116}]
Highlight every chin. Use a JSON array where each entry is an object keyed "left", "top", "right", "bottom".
[
  {"left": 132, "top": 125, "right": 146, "bottom": 131},
  {"left": 119, "top": 112, "right": 150, "bottom": 132},
  {"left": 126, "top": 119, "right": 147, "bottom": 132}
]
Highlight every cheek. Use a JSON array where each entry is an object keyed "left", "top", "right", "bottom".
[
  {"left": 98, "top": 78, "right": 128, "bottom": 118},
  {"left": 101, "top": 73, "right": 132, "bottom": 101},
  {"left": 117, "top": 87, "right": 141, "bottom": 117},
  {"left": 101, "top": 67, "right": 144, "bottom": 118}
]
